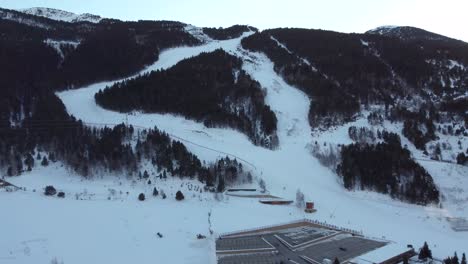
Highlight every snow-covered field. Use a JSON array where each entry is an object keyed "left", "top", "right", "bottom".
[{"left": 2, "top": 30, "right": 467, "bottom": 263}]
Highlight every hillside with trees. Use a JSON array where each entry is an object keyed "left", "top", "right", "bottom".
[
  {"left": 241, "top": 28, "right": 467, "bottom": 160},
  {"left": 59, "top": 20, "right": 200, "bottom": 89},
  {"left": 95, "top": 49, "right": 278, "bottom": 148},
  {"left": 338, "top": 131, "right": 440, "bottom": 205},
  {"left": 202, "top": 25, "right": 256, "bottom": 40},
  {"left": 0, "top": 8, "right": 203, "bottom": 178}
]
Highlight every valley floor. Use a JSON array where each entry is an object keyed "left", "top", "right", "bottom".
[{"left": 1, "top": 31, "right": 467, "bottom": 263}]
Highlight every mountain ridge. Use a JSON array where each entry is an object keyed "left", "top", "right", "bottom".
[
  {"left": 18, "top": 7, "right": 102, "bottom": 23},
  {"left": 366, "top": 25, "right": 466, "bottom": 43}
]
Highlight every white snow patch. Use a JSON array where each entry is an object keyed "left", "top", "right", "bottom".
[
  {"left": 270, "top": 36, "right": 293, "bottom": 55},
  {"left": 0, "top": 9, "right": 51, "bottom": 29},
  {"left": 270, "top": 35, "right": 315, "bottom": 69},
  {"left": 44, "top": 39, "right": 80, "bottom": 59},
  {"left": 367, "top": 25, "right": 400, "bottom": 35},
  {"left": 184, "top": 25, "right": 212, "bottom": 43}
]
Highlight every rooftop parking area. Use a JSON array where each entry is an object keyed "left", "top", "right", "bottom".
[
  {"left": 218, "top": 252, "right": 287, "bottom": 264},
  {"left": 216, "top": 236, "right": 274, "bottom": 252},
  {"left": 216, "top": 220, "right": 391, "bottom": 264},
  {"left": 275, "top": 226, "right": 337, "bottom": 248},
  {"left": 298, "top": 236, "right": 387, "bottom": 263}
]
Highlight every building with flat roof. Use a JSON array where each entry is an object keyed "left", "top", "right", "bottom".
[{"left": 216, "top": 219, "right": 415, "bottom": 264}]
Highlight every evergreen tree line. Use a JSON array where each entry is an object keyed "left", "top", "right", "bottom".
[
  {"left": 0, "top": 14, "right": 201, "bottom": 129},
  {"left": 241, "top": 28, "right": 467, "bottom": 130},
  {"left": 1, "top": 118, "right": 251, "bottom": 191},
  {"left": 337, "top": 131, "right": 440, "bottom": 205},
  {"left": 443, "top": 252, "right": 467, "bottom": 264},
  {"left": 242, "top": 29, "right": 396, "bottom": 128},
  {"left": 0, "top": 11, "right": 204, "bottom": 178},
  {"left": 95, "top": 49, "right": 278, "bottom": 149},
  {"left": 1, "top": 120, "right": 136, "bottom": 177},
  {"left": 59, "top": 19, "right": 201, "bottom": 89},
  {"left": 210, "top": 156, "right": 253, "bottom": 192},
  {"left": 202, "top": 25, "right": 257, "bottom": 40},
  {"left": 348, "top": 126, "right": 376, "bottom": 144},
  {"left": 418, "top": 241, "right": 467, "bottom": 264},
  {"left": 1, "top": 10, "right": 201, "bottom": 90},
  {"left": 388, "top": 104, "right": 438, "bottom": 151},
  {"left": 136, "top": 128, "right": 204, "bottom": 180}
]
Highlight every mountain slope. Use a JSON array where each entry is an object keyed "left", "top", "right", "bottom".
[
  {"left": 365, "top": 26, "right": 458, "bottom": 42},
  {"left": 0, "top": 8, "right": 467, "bottom": 263},
  {"left": 19, "top": 7, "right": 102, "bottom": 23},
  {"left": 52, "top": 31, "right": 468, "bottom": 259},
  {"left": 95, "top": 49, "right": 278, "bottom": 149}
]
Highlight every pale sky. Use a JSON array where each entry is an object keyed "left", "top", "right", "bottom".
[{"left": 1, "top": 0, "right": 467, "bottom": 42}]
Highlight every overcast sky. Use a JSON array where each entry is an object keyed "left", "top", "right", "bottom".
[{"left": 1, "top": 0, "right": 467, "bottom": 42}]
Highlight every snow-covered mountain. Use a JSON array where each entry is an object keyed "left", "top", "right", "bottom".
[
  {"left": 19, "top": 7, "right": 102, "bottom": 23},
  {"left": 1, "top": 6, "right": 467, "bottom": 264},
  {"left": 366, "top": 25, "right": 460, "bottom": 42}
]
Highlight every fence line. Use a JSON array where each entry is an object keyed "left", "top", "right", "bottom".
[{"left": 219, "top": 218, "right": 363, "bottom": 238}]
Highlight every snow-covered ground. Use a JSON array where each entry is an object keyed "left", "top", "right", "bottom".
[
  {"left": 45, "top": 39, "right": 80, "bottom": 59},
  {"left": 313, "top": 115, "right": 468, "bottom": 217},
  {"left": 2, "top": 30, "right": 468, "bottom": 264}
]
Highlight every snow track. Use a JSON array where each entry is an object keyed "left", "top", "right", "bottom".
[{"left": 2, "top": 31, "right": 467, "bottom": 264}]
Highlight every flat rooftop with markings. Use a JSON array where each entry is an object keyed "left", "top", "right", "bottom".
[{"left": 216, "top": 220, "right": 415, "bottom": 264}]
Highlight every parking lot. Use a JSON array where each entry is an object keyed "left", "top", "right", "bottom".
[
  {"left": 218, "top": 252, "right": 287, "bottom": 264},
  {"left": 216, "top": 221, "right": 390, "bottom": 264},
  {"left": 298, "top": 236, "right": 387, "bottom": 263},
  {"left": 275, "top": 226, "right": 337, "bottom": 247},
  {"left": 216, "top": 236, "right": 274, "bottom": 252}
]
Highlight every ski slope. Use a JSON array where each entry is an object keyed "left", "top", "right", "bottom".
[{"left": 2, "top": 30, "right": 467, "bottom": 263}]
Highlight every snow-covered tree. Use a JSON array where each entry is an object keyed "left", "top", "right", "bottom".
[
  {"left": 41, "top": 156, "right": 49, "bottom": 167},
  {"left": 419, "top": 242, "right": 432, "bottom": 260},
  {"left": 296, "top": 189, "right": 305, "bottom": 209},
  {"left": 259, "top": 178, "right": 266, "bottom": 193}
]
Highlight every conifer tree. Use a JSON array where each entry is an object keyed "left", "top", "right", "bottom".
[
  {"left": 176, "top": 191, "right": 185, "bottom": 201},
  {"left": 453, "top": 253, "right": 460, "bottom": 264},
  {"left": 41, "top": 156, "right": 49, "bottom": 167},
  {"left": 419, "top": 242, "right": 432, "bottom": 260}
]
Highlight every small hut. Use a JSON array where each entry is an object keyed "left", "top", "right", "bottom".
[{"left": 305, "top": 202, "right": 317, "bottom": 213}]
